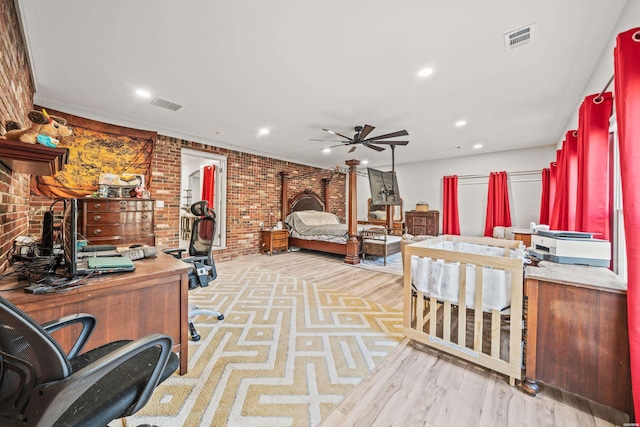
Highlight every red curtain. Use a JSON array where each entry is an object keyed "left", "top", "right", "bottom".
[
  {"left": 576, "top": 92, "right": 613, "bottom": 240},
  {"left": 201, "top": 165, "right": 216, "bottom": 207},
  {"left": 549, "top": 161, "right": 557, "bottom": 222},
  {"left": 614, "top": 27, "right": 640, "bottom": 417},
  {"left": 549, "top": 131, "right": 578, "bottom": 231},
  {"left": 442, "top": 175, "right": 460, "bottom": 235},
  {"left": 539, "top": 168, "right": 550, "bottom": 225},
  {"left": 483, "top": 171, "right": 512, "bottom": 237}
]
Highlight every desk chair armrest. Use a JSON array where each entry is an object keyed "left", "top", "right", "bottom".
[
  {"left": 41, "top": 314, "right": 97, "bottom": 359},
  {"left": 163, "top": 248, "right": 187, "bottom": 259},
  {"left": 30, "top": 333, "right": 174, "bottom": 425},
  {"left": 181, "top": 255, "right": 207, "bottom": 264}
]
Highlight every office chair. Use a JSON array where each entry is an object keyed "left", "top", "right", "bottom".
[
  {"left": 0, "top": 295, "right": 179, "bottom": 427},
  {"left": 165, "top": 200, "right": 224, "bottom": 341}
]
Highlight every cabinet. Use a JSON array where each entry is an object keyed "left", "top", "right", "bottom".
[
  {"left": 78, "top": 198, "right": 155, "bottom": 247},
  {"left": 260, "top": 229, "right": 289, "bottom": 255},
  {"left": 0, "top": 139, "right": 68, "bottom": 176},
  {"left": 522, "top": 262, "right": 631, "bottom": 415},
  {"left": 405, "top": 210, "right": 439, "bottom": 236}
]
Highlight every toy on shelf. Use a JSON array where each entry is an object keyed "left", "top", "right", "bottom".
[{"left": 0, "top": 109, "right": 72, "bottom": 147}]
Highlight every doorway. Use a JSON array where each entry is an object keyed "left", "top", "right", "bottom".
[{"left": 181, "top": 148, "right": 227, "bottom": 249}]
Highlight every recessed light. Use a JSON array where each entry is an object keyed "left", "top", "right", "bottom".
[
  {"left": 361, "top": 160, "right": 369, "bottom": 165},
  {"left": 455, "top": 120, "right": 467, "bottom": 127},
  {"left": 418, "top": 68, "right": 434, "bottom": 78},
  {"left": 136, "top": 89, "right": 151, "bottom": 98},
  {"left": 258, "top": 128, "right": 270, "bottom": 136},
  {"left": 322, "top": 148, "right": 331, "bottom": 154},
  {"left": 473, "top": 144, "right": 483, "bottom": 149}
]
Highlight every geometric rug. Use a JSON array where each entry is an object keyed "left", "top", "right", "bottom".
[{"left": 124, "top": 265, "right": 403, "bottom": 427}]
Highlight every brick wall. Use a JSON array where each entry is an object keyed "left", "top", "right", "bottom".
[
  {"left": 0, "top": 0, "right": 36, "bottom": 272},
  {"left": 152, "top": 135, "right": 346, "bottom": 262}
]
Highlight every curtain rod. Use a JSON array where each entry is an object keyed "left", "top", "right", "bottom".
[
  {"left": 595, "top": 75, "right": 614, "bottom": 102},
  {"left": 456, "top": 169, "right": 541, "bottom": 180}
]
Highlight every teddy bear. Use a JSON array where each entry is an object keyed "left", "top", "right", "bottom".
[{"left": 1, "top": 109, "right": 72, "bottom": 147}]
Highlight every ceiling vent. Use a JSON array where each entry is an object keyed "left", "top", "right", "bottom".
[
  {"left": 151, "top": 97, "right": 183, "bottom": 111},
  {"left": 504, "top": 23, "right": 535, "bottom": 52}
]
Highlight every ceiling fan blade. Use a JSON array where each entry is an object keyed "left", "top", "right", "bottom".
[
  {"left": 367, "top": 140, "right": 409, "bottom": 146},
  {"left": 358, "top": 124, "right": 375, "bottom": 140},
  {"left": 309, "top": 139, "right": 347, "bottom": 142},
  {"left": 365, "top": 129, "right": 409, "bottom": 141},
  {"left": 364, "top": 143, "right": 385, "bottom": 152},
  {"left": 322, "top": 128, "right": 353, "bottom": 141},
  {"left": 348, "top": 146, "right": 357, "bottom": 153}
]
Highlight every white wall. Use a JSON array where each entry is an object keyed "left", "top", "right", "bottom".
[
  {"left": 358, "top": 144, "right": 556, "bottom": 235},
  {"left": 557, "top": 0, "right": 640, "bottom": 147}
]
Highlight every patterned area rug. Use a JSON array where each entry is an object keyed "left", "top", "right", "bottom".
[
  {"left": 125, "top": 265, "right": 403, "bottom": 427},
  {"left": 355, "top": 252, "right": 403, "bottom": 276}
]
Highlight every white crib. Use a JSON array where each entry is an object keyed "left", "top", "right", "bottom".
[{"left": 403, "top": 235, "right": 524, "bottom": 385}]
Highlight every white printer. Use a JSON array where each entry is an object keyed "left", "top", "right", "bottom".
[{"left": 529, "top": 230, "right": 610, "bottom": 267}]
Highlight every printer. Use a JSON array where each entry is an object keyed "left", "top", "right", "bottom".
[{"left": 529, "top": 230, "right": 610, "bottom": 267}]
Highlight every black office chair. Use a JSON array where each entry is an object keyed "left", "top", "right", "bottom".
[
  {"left": 165, "top": 200, "right": 224, "bottom": 341},
  {"left": 0, "top": 295, "right": 179, "bottom": 427}
]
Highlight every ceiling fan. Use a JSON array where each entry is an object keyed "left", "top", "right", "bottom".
[{"left": 311, "top": 124, "right": 409, "bottom": 153}]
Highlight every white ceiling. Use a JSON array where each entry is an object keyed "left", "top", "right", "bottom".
[{"left": 16, "top": 0, "right": 630, "bottom": 169}]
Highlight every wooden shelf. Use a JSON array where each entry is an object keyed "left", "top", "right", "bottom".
[{"left": 0, "top": 139, "right": 68, "bottom": 176}]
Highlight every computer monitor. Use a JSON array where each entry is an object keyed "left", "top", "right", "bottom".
[
  {"left": 367, "top": 168, "right": 401, "bottom": 206},
  {"left": 62, "top": 198, "right": 78, "bottom": 277}
]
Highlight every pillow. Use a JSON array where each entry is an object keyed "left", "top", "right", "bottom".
[{"left": 294, "top": 210, "right": 340, "bottom": 226}]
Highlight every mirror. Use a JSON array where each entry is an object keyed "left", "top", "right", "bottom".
[{"left": 368, "top": 198, "right": 403, "bottom": 222}]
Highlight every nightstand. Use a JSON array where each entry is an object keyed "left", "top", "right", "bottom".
[{"left": 260, "top": 229, "right": 289, "bottom": 255}]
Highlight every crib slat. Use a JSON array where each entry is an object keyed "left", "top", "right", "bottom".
[
  {"left": 491, "top": 309, "right": 500, "bottom": 358},
  {"left": 458, "top": 262, "right": 467, "bottom": 347},
  {"left": 417, "top": 290, "right": 424, "bottom": 332},
  {"left": 443, "top": 301, "right": 451, "bottom": 341},
  {"left": 474, "top": 264, "right": 483, "bottom": 353},
  {"left": 429, "top": 297, "right": 437, "bottom": 335}
]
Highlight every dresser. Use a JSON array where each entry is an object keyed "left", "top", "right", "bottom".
[
  {"left": 260, "top": 229, "right": 289, "bottom": 255},
  {"left": 78, "top": 198, "right": 156, "bottom": 247},
  {"left": 522, "top": 262, "right": 631, "bottom": 415},
  {"left": 405, "top": 210, "right": 439, "bottom": 236}
]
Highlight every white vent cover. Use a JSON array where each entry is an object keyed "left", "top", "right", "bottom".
[
  {"left": 504, "top": 23, "right": 535, "bottom": 51},
  {"left": 151, "top": 97, "right": 183, "bottom": 111}
]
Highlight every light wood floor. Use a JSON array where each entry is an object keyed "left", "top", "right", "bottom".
[{"left": 219, "top": 250, "right": 630, "bottom": 427}]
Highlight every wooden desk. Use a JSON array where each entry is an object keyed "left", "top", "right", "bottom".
[
  {"left": 522, "top": 262, "right": 631, "bottom": 415},
  {"left": 0, "top": 253, "right": 191, "bottom": 375}
]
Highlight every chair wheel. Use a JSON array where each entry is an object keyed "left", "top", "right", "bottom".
[
  {"left": 218, "top": 314, "right": 225, "bottom": 320},
  {"left": 191, "top": 333, "right": 201, "bottom": 342}
]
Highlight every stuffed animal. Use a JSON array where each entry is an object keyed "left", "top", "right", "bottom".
[
  {"left": 129, "top": 185, "right": 145, "bottom": 198},
  {"left": 1, "top": 109, "right": 72, "bottom": 146}
]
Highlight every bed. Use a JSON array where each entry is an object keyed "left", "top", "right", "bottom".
[{"left": 284, "top": 189, "right": 359, "bottom": 259}]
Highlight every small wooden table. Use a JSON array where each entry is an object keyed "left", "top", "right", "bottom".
[
  {"left": 0, "top": 253, "right": 191, "bottom": 375},
  {"left": 260, "top": 229, "right": 289, "bottom": 255}
]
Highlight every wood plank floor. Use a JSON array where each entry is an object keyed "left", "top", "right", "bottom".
[{"left": 219, "top": 250, "right": 630, "bottom": 427}]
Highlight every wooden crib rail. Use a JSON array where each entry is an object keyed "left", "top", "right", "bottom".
[{"left": 402, "top": 238, "right": 524, "bottom": 386}]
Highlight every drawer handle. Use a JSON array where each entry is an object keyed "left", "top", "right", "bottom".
[
  {"left": 93, "top": 215, "right": 102, "bottom": 221},
  {"left": 141, "top": 214, "right": 148, "bottom": 219},
  {"left": 142, "top": 203, "right": 149, "bottom": 208},
  {"left": 141, "top": 227, "right": 149, "bottom": 231},
  {"left": 93, "top": 203, "right": 101, "bottom": 208},
  {"left": 120, "top": 206, "right": 127, "bottom": 210},
  {"left": 119, "top": 201, "right": 126, "bottom": 205},
  {"left": 93, "top": 229, "right": 102, "bottom": 235}
]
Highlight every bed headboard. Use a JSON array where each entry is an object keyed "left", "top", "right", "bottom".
[{"left": 287, "top": 189, "right": 325, "bottom": 216}]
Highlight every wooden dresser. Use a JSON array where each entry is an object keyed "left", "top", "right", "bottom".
[
  {"left": 405, "top": 210, "right": 439, "bottom": 236},
  {"left": 78, "top": 198, "right": 156, "bottom": 246},
  {"left": 522, "top": 262, "right": 631, "bottom": 415},
  {"left": 260, "top": 229, "right": 289, "bottom": 255}
]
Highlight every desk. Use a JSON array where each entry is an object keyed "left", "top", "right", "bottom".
[
  {"left": 0, "top": 253, "right": 191, "bottom": 375},
  {"left": 522, "top": 262, "right": 631, "bottom": 415}
]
